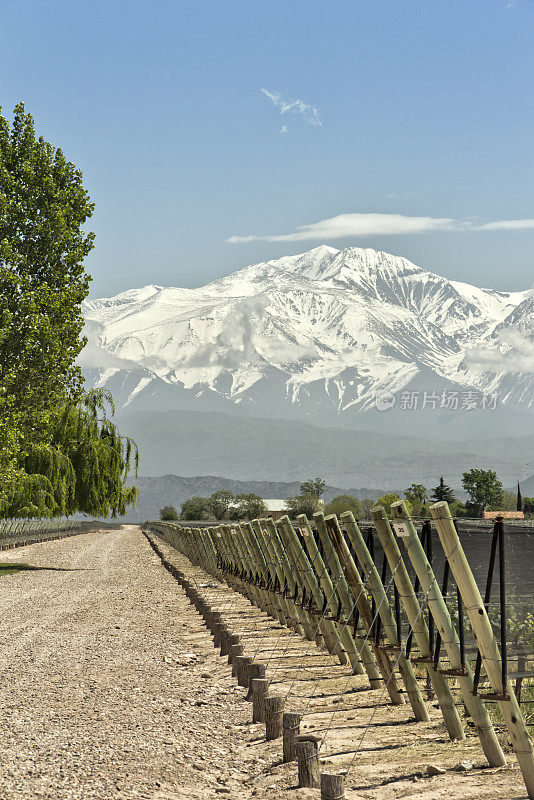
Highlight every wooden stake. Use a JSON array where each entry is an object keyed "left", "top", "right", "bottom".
[
  {"left": 317, "top": 513, "right": 403, "bottom": 704},
  {"left": 369, "top": 506, "right": 465, "bottom": 741},
  {"left": 295, "top": 736, "right": 320, "bottom": 788},
  {"left": 251, "top": 677, "right": 268, "bottom": 723},
  {"left": 388, "top": 500, "right": 506, "bottom": 768},
  {"left": 264, "top": 694, "right": 284, "bottom": 740},
  {"left": 321, "top": 772, "right": 345, "bottom": 799},
  {"left": 430, "top": 501, "right": 534, "bottom": 799},
  {"left": 245, "top": 662, "right": 266, "bottom": 700},
  {"left": 236, "top": 655, "right": 253, "bottom": 687},
  {"left": 282, "top": 712, "right": 302, "bottom": 762},
  {"left": 327, "top": 513, "right": 428, "bottom": 721},
  {"left": 230, "top": 644, "right": 244, "bottom": 676}
]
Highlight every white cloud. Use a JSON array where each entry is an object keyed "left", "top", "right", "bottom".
[
  {"left": 464, "top": 325, "right": 534, "bottom": 374},
  {"left": 261, "top": 88, "right": 322, "bottom": 130},
  {"left": 226, "top": 212, "right": 534, "bottom": 244},
  {"left": 78, "top": 320, "right": 137, "bottom": 370},
  {"left": 474, "top": 219, "right": 534, "bottom": 231},
  {"left": 227, "top": 212, "right": 458, "bottom": 244}
]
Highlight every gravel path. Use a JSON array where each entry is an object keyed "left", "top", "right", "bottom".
[{"left": 0, "top": 526, "right": 263, "bottom": 800}]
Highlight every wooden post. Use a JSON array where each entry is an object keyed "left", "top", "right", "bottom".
[
  {"left": 295, "top": 736, "right": 321, "bottom": 788},
  {"left": 226, "top": 634, "right": 240, "bottom": 664},
  {"left": 279, "top": 516, "right": 347, "bottom": 662},
  {"left": 251, "top": 677, "right": 269, "bottom": 723},
  {"left": 236, "top": 655, "right": 253, "bottom": 687},
  {"left": 251, "top": 519, "right": 287, "bottom": 625},
  {"left": 430, "top": 501, "right": 534, "bottom": 799},
  {"left": 283, "top": 712, "right": 302, "bottom": 762},
  {"left": 368, "top": 506, "right": 465, "bottom": 741},
  {"left": 230, "top": 644, "right": 244, "bottom": 675},
  {"left": 297, "top": 514, "right": 365, "bottom": 675},
  {"left": 256, "top": 518, "right": 297, "bottom": 630},
  {"left": 264, "top": 694, "right": 284, "bottom": 740},
  {"left": 246, "top": 662, "right": 266, "bottom": 700},
  {"left": 316, "top": 512, "right": 402, "bottom": 703},
  {"left": 321, "top": 772, "right": 345, "bottom": 800},
  {"left": 262, "top": 518, "right": 306, "bottom": 636},
  {"left": 388, "top": 500, "right": 506, "bottom": 768},
  {"left": 329, "top": 512, "right": 429, "bottom": 722}
]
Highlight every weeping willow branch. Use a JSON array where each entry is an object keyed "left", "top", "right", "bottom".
[{"left": 3, "top": 389, "right": 139, "bottom": 519}]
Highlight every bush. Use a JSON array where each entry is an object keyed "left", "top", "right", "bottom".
[
  {"left": 180, "top": 496, "right": 213, "bottom": 521},
  {"left": 159, "top": 505, "right": 179, "bottom": 521},
  {"left": 285, "top": 493, "right": 321, "bottom": 518},
  {"left": 324, "top": 495, "right": 362, "bottom": 518}
]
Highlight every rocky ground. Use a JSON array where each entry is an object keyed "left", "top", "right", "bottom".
[{"left": 0, "top": 527, "right": 528, "bottom": 799}]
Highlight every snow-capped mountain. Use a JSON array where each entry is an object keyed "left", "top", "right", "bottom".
[{"left": 82, "top": 246, "right": 532, "bottom": 421}]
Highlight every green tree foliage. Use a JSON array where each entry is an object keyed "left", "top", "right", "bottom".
[
  {"left": 233, "top": 493, "right": 268, "bottom": 520},
  {"left": 360, "top": 498, "right": 375, "bottom": 519},
  {"left": 208, "top": 489, "right": 235, "bottom": 520},
  {"left": 324, "top": 494, "right": 362, "bottom": 518},
  {"left": 431, "top": 476, "right": 456, "bottom": 504},
  {"left": 180, "top": 496, "right": 213, "bottom": 521},
  {"left": 462, "top": 468, "right": 503, "bottom": 516},
  {"left": 285, "top": 493, "right": 321, "bottom": 518},
  {"left": 0, "top": 104, "right": 137, "bottom": 518},
  {"left": 160, "top": 505, "right": 179, "bottom": 521},
  {"left": 5, "top": 389, "right": 138, "bottom": 518},
  {"left": 523, "top": 498, "right": 534, "bottom": 518},
  {"left": 300, "top": 477, "right": 326, "bottom": 498},
  {"left": 375, "top": 493, "right": 412, "bottom": 518},
  {"left": 404, "top": 483, "right": 428, "bottom": 515},
  {"left": 500, "top": 490, "right": 517, "bottom": 512}
]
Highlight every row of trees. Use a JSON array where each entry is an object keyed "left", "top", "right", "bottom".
[
  {"left": 164, "top": 469, "right": 529, "bottom": 524},
  {"left": 1, "top": 104, "right": 138, "bottom": 518},
  {"left": 161, "top": 490, "right": 268, "bottom": 522}
]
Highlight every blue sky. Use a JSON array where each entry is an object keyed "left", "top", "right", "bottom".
[{"left": 2, "top": 0, "right": 533, "bottom": 295}]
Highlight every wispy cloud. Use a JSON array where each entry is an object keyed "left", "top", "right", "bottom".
[
  {"left": 261, "top": 88, "right": 322, "bottom": 131},
  {"left": 474, "top": 219, "right": 534, "bottom": 231},
  {"left": 505, "top": 0, "right": 518, "bottom": 8},
  {"left": 227, "top": 212, "right": 534, "bottom": 244}
]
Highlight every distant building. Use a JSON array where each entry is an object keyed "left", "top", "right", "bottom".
[
  {"left": 263, "top": 499, "right": 287, "bottom": 521},
  {"left": 262, "top": 498, "right": 325, "bottom": 521}
]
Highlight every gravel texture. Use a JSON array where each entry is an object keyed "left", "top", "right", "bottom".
[{"left": 0, "top": 526, "right": 262, "bottom": 799}]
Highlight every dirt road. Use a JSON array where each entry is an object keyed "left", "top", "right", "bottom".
[{"left": 0, "top": 527, "right": 263, "bottom": 800}]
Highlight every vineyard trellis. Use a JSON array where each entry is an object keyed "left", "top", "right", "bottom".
[{"left": 145, "top": 501, "right": 534, "bottom": 799}]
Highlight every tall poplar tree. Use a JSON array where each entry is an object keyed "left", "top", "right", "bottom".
[{"left": 1, "top": 103, "right": 138, "bottom": 517}]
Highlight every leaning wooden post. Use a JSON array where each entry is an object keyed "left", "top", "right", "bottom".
[
  {"left": 321, "top": 772, "right": 345, "bottom": 800},
  {"left": 295, "top": 736, "right": 321, "bottom": 788},
  {"left": 316, "top": 512, "right": 402, "bottom": 703},
  {"left": 368, "top": 506, "right": 465, "bottom": 741},
  {"left": 388, "top": 500, "right": 506, "bottom": 768},
  {"left": 263, "top": 518, "right": 307, "bottom": 636},
  {"left": 430, "top": 501, "right": 534, "bottom": 799},
  {"left": 251, "top": 519, "right": 287, "bottom": 625},
  {"left": 279, "top": 516, "right": 347, "bottom": 662},
  {"left": 282, "top": 712, "right": 302, "bottom": 762},
  {"left": 297, "top": 514, "right": 365, "bottom": 675},
  {"left": 330, "top": 513, "right": 429, "bottom": 722},
  {"left": 264, "top": 695, "right": 285, "bottom": 740}
]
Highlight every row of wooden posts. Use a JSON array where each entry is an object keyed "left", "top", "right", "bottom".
[{"left": 148, "top": 500, "right": 534, "bottom": 799}]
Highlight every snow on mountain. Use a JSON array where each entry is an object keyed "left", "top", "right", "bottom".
[{"left": 82, "top": 246, "right": 532, "bottom": 418}]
